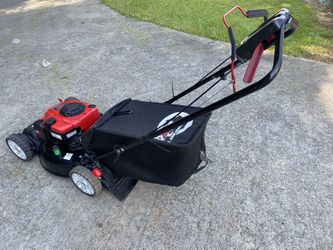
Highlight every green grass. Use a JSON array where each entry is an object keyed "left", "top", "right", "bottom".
[{"left": 102, "top": 0, "right": 333, "bottom": 63}]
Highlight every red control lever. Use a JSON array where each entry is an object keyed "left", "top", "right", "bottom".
[{"left": 243, "top": 43, "right": 264, "bottom": 84}]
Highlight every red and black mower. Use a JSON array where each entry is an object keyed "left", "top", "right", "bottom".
[{"left": 6, "top": 7, "right": 298, "bottom": 200}]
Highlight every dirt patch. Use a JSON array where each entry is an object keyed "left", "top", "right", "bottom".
[
  {"left": 305, "top": 0, "right": 333, "bottom": 30},
  {"left": 303, "top": 0, "right": 333, "bottom": 63}
]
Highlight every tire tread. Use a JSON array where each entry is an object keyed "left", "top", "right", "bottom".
[{"left": 6, "top": 134, "right": 34, "bottom": 161}]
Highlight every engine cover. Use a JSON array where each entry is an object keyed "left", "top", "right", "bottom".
[{"left": 42, "top": 98, "right": 100, "bottom": 137}]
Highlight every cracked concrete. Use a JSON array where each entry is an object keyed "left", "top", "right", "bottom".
[{"left": 0, "top": 0, "right": 332, "bottom": 249}]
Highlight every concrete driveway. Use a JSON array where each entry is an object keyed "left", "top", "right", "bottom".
[{"left": 0, "top": 0, "right": 332, "bottom": 249}]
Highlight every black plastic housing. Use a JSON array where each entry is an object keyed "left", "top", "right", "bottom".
[
  {"left": 82, "top": 100, "right": 211, "bottom": 186},
  {"left": 39, "top": 144, "right": 76, "bottom": 176}
]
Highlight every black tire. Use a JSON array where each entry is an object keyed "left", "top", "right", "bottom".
[
  {"left": 6, "top": 134, "right": 34, "bottom": 161},
  {"left": 69, "top": 166, "right": 102, "bottom": 196},
  {"left": 65, "top": 97, "right": 79, "bottom": 101}
]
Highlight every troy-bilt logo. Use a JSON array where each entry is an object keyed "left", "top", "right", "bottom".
[{"left": 155, "top": 112, "right": 193, "bottom": 142}]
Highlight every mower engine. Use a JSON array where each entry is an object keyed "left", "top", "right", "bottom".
[
  {"left": 6, "top": 97, "right": 101, "bottom": 176},
  {"left": 41, "top": 98, "right": 100, "bottom": 143}
]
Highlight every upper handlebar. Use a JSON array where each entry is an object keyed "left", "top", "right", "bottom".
[
  {"left": 222, "top": 7, "right": 298, "bottom": 93},
  {"left": 237, "top": 8, "right": 298, "bottom": 62},
  {"left": 243, "top": 8, "right": 298, "bottom": 86},
  {"left": 251, "top": 23, "right": 285, "bottom": 91},
  {"left": 98, "top": 8, "right": 299, "bottom": 158}
]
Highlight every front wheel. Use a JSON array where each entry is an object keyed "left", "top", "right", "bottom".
[
  {"left": 6, "top": 134, "right": 34, "bottom": 161},
  {"left": 69, "top": 166, "right": 102, "bottom": 196}
]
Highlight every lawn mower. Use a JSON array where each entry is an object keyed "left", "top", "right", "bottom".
[{"left": 6, "top": 7, "right": 298, "bottom": 200}]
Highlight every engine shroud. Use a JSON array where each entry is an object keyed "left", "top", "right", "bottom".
[{"left": 42, "top": 99, "right": 100, "bottom": 136}]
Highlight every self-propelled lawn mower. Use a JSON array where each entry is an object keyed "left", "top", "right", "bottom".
[{"left": 6, "top": 7, "right": 298, "bottom": 200}]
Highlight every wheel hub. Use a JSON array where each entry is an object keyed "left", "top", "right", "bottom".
[
  {"left": 71, "top": 173, "right": 95, "bottom": 195},
  {"left": 7, "top": 140, "right": 27, "bottom": 160}
]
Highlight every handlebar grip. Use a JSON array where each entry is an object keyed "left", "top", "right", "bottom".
[
  {"left": 228, "top": 27, "right": 237, "bottom": 60},
  {"left": 247, "top": 9, "right": 268, "bottom": 20}
]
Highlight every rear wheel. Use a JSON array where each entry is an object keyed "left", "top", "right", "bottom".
[
  {"left": 69, "top": 166, "right": 102, "bottom": 196},
  {"left": 6, "top": 134, "right": 34, "bottom": 161}
]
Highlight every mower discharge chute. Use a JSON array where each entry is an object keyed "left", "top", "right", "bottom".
[{"left": 6, "top": 7, "right": 298, "bottom": 200}]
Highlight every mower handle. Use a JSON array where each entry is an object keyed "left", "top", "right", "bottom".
[
  {"left": 241, "top": 8, "right": 297, "bottom": 85},
  {"left": 142, "top": 30, "right": 281, "bottom": 139},
  {"left": 143, "top": 10, "right": 298, "bottom": 144},
  {"left": 223, "top": 7, "right": 297, "bottom": 92},
  {"left": 145, "top": 21, "right": 289, "bottom": 141},
  {"left": 237, "top": 8, "right": 298, "bottom": 62},
  {"left": 95, "top": 9, "right": 298, "bottom": 160},
  {"left": 112, "top": 27, "right": 286, "bottom": 155},
  {"left": 156, "top": 10, "right": 298, "bottom": 139},
  {"left": 96, "top": 28, "right": 285, "bottom": 160}
]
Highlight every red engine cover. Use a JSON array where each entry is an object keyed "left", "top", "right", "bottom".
[{"left": 42, "top": 99, "right": 101, "bottom": 135}]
